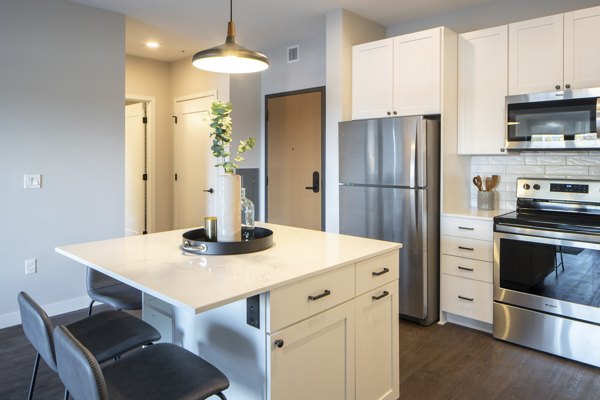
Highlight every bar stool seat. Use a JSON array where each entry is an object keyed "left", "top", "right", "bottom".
[
  {"left": 87, "top": 268, "right": 142, "bottom": 316},
  {"left": 54, "top": 325, "right": 230, "bottom": 400}
]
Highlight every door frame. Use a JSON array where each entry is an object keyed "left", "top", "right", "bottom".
[
  {"left": 125, "top": 94, "right": 155, "bottom": 234},
  {"left": 264, "top": 86, "right": 326, "bottom": 231}
]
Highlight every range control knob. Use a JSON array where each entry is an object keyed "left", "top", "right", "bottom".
[
  {"left": 523, "top": 183, "right": 531, "bottom": 190},
  {"left": 533, "top": 184, "right": 541, "bottom": 190}
]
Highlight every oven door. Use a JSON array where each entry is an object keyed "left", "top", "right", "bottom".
[{"left": 494, "top": 227, "right": 600, "bottom": 324}]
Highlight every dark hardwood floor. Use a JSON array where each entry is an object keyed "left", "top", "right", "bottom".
[
  {"left": 1, "top": 307, "right": 599, "bottom": 399},
  {"left": 399, "top": 319, "right": 600, "bottom": 400}
]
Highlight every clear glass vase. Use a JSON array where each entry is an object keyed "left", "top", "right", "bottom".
[{"left": 241, "top": 188, "right": 255, "bottom": 241}]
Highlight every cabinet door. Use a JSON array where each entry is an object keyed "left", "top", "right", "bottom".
[
  {"left": 355, "top": 281, "right": 399, "bottom": 400},
  {"left": 508, "top": 14, "right": 563, "bottom": 95},
  {"left": 564, "top": 5, "right": 600, "bottom": 90},
  {"left": 458, "top": 26, "right": 508, "bottom": 155},
  {"left": 352, "top": 38, "right": 394, "bottom": 120},
  {"left": 268, "top": 301, "right": 355, "bottom": 400},
  {"left": 393, "top": 27, "right": 441, "bottom": 115}
]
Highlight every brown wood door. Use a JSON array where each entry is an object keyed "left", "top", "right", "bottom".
[{"left": 266, "top": 89, "right": 323, "bottom": 230}]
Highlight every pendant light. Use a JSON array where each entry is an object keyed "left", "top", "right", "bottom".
[{"left": 192, "top": 0, "right": 269, "bottom": 74}]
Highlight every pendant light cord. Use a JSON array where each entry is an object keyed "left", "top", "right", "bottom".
[{"left": 230, "top": 0, "right": 233, "bottom": 22}]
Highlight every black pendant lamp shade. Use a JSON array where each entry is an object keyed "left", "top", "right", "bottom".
[{"left": 192, "top": 0, "right": 269, "bottom": 74}]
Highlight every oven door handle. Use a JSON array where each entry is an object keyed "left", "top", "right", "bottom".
[{"left": 494, "top": 226, "right": 600, "bottom": 249}]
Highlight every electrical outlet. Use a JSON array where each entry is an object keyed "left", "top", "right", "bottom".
[
  {"left": 24, "top": 174, "right": 42, "bottom": 189},
  {"left": 25, "top": 259, "right": 37, "bottom": 275}
]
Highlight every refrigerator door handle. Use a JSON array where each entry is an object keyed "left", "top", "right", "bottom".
[
  {"left": 417, "top": 191, "right": 428, "bottom": 318},
  {"left": 415, "top": 118, "right": 427, "bottom": 188},
  {"left": 409, "top": 121, "right": 416, "bottom": 188}
]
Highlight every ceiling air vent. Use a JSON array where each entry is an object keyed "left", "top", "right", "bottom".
[{"left": 287, "top": 45, "right": 299, "bottom": 64}]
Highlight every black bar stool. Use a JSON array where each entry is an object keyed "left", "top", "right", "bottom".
[
  {"left": 54, "top": 325, "right": 230, "bottom": 399},
  {"left": 17, "top": 291, "right": 161, "bottom": 399}
]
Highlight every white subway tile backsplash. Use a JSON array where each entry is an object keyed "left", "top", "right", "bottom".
[
  {"left": 589, "top": 166, "right": 600, "bottom": 176},
  {"left": 467, "top": 152, "right": 598, "bottom": 212},
  {"left": 525, "top": 156, "right": 566, "bottom": 165},
  {"left": 506, "top": 165, "right": 545, "bottom": 174},
  {"left": 489, "top": 156, "right": 524, "bottom": 165},
  {"left": 471, "top": 164, "right": 506, "bottom": 174},
  {"left": 470, "top": 156, "right": 489, "bottom": 164},
  {"left": 566, "top": 156, "right": 600, "bottom": 165},
  {"left": 544, "top": 166, "right": 589, "bottom": 175}
]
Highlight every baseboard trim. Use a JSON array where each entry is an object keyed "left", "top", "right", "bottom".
[{"left": 0, "top": 295, "right": 92, "bottom": 329}]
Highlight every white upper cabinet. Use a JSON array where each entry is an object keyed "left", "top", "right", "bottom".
[
  {"left": 352, "top": 38, "right": 394, "bottom": 120},
  {"left": 509, "top": 5, "right": 600, "bottom": 95},
  {"left": 393, "top": 28, "right": 441, "bottom": 116},
  {"left": 458, "top": 25, "right": 508, "bottom": 155},
  {"left": 564, "top": 6, "right": 600, "bottom": 90},
  {"left": 508, "top": 14, "right": 563, "bottom": 95},
  {"left": 352, "top": 28, "right": 442, "bottom": 119}
]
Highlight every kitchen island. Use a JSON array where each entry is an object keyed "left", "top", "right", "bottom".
[{"left": 56, "top": 223, "right": 400, "bottom": 400}]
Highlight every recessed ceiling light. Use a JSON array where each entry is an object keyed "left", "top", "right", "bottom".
[{"left": 146, "top": 42, "right": 160, "bottom": 49}]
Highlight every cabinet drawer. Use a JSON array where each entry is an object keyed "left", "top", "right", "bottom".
[
  {"left": 441, "top": 254, "right": 493, "bottom": 283},
  {"left": 441, "top": 235, "right": 493, "bottom": 262},
  {"left": 441, "top": 274, "right": 492, "bottom": 323},
  {"left": 441, "top": 216, "right": 493, "bottom": 241},
  {"left": 268, "top": 265, "right": 355, "bottom": 333},
  {"left": 356, "top": 251, "right": 399, "bottom": 296}
]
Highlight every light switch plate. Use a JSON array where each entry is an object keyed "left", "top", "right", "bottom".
[
  {"left": 24, "top": 174, "right": 42, "bottom": 189},
  {"left": 25, "top": 259, "right": 37, "bottom": 274}
]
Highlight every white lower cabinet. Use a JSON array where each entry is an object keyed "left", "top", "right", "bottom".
[
  {"left": 267, "top": 250, "right": 400, "bottom": 400},
  {"left": 440, "top": 215, "right": 493, "bottom": 330},
  {"left": 355, "top": 281, "right": 399, "bottom": 400},
  {"left": 268, "top": 301, "right": 355, "bottom": 400}
]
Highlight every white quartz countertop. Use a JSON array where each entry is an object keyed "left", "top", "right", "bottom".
[
  {"left": 56, "top": 223, "right": 401, "bottom": 314},
  {"left": 443, "top": 207, "right": 513, "bottom": 220}
]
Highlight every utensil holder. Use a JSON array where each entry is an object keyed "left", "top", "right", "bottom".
[{"left": 477, "top": 191, "right": 495, "bottom": 210}]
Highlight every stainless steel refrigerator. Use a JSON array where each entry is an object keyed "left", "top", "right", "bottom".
[{"left": 339, "top": 116, "right": 440, "bottom": 326}]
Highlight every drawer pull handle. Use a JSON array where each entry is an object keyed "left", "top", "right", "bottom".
[
  {"left": 372, "top": 291, "right": 389, "bottom": 301},
  {"left": 458, "top": 246, "right": 474, "bottom": 251},
  {"left": 458, "top": 266, "right": 474, "bottom": 272},
  {"left": 458, "top": 295, "right": 474, "bottom": 302},
  {"left": 458, "top": 226, "right": 474, "bottom": 231},
  {"left": 372, "top": 267, "right": 390, "bottom": 277},
  {"left": 274, "top": 339, "right": 284, "bottom": 348},
  {"left": 308, "top": 289, "right": 331, "bottom": 301}
]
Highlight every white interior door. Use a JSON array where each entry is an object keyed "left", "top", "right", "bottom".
[
  {"left": 173, "top": 93, "right": 217, "bottom": 229},
  {"left": 125, "top": 102, "right": 146, "bottom": 236}
]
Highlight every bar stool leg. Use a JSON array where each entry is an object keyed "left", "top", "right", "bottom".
[{"left": 27, "top": 353, "right": 40, "bottom": 400}]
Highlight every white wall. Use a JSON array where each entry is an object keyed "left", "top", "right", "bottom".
[
  {"left": 325, "top": 9, "right": 386, "bottom": 232},
  {"left": 126, "top": 56, "right": 173, "bottom": 232},
  {"left": 0, "top": 0, "right": 125, "bottom": 327},
  {"left": 258, "top": 36, "right": 327, "bottom": 220},
  {"left": 387, "top": 0, "right": 600, "bottom": 36},
  {"left": 230, "top": 74, "right": 262, "bottom": 169}
]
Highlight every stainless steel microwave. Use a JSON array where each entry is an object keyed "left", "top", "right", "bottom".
[{"left": 506, "top": 87, "right": 600, "bottom": 151}]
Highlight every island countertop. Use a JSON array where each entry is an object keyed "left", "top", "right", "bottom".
[{"left": 56, "top": 223, "right": 401, "bottom": 314}]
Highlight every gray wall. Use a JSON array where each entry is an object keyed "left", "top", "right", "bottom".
[
  {"left": 0, "top": 0, "right": 125, "bottom": 327},
  {"left": 388, "top": 0, "right": 600, "bottom": 36}
]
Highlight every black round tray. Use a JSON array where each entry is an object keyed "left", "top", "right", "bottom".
[{"left": 181, "top": 227, "right": 273, "bottom": 255}]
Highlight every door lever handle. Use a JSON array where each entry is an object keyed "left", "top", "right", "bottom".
[
  {"left": 203, "top": 188, "right": 214, "bottom": 194},
  {"left": 305, "top": 171, "right": 320, "bottom": 193}
]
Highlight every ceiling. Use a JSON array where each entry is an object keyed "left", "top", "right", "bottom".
[{"left": 68, "top": 0, "right": 497, "bottom": 62}]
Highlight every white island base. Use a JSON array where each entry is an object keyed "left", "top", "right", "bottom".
[{"left": 144, "top": 260, "right": 399, "bottom": 400}]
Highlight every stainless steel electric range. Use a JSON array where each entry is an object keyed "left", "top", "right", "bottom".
[{"left": 493, "top": 177, "right": 600, "bottom": 367}]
